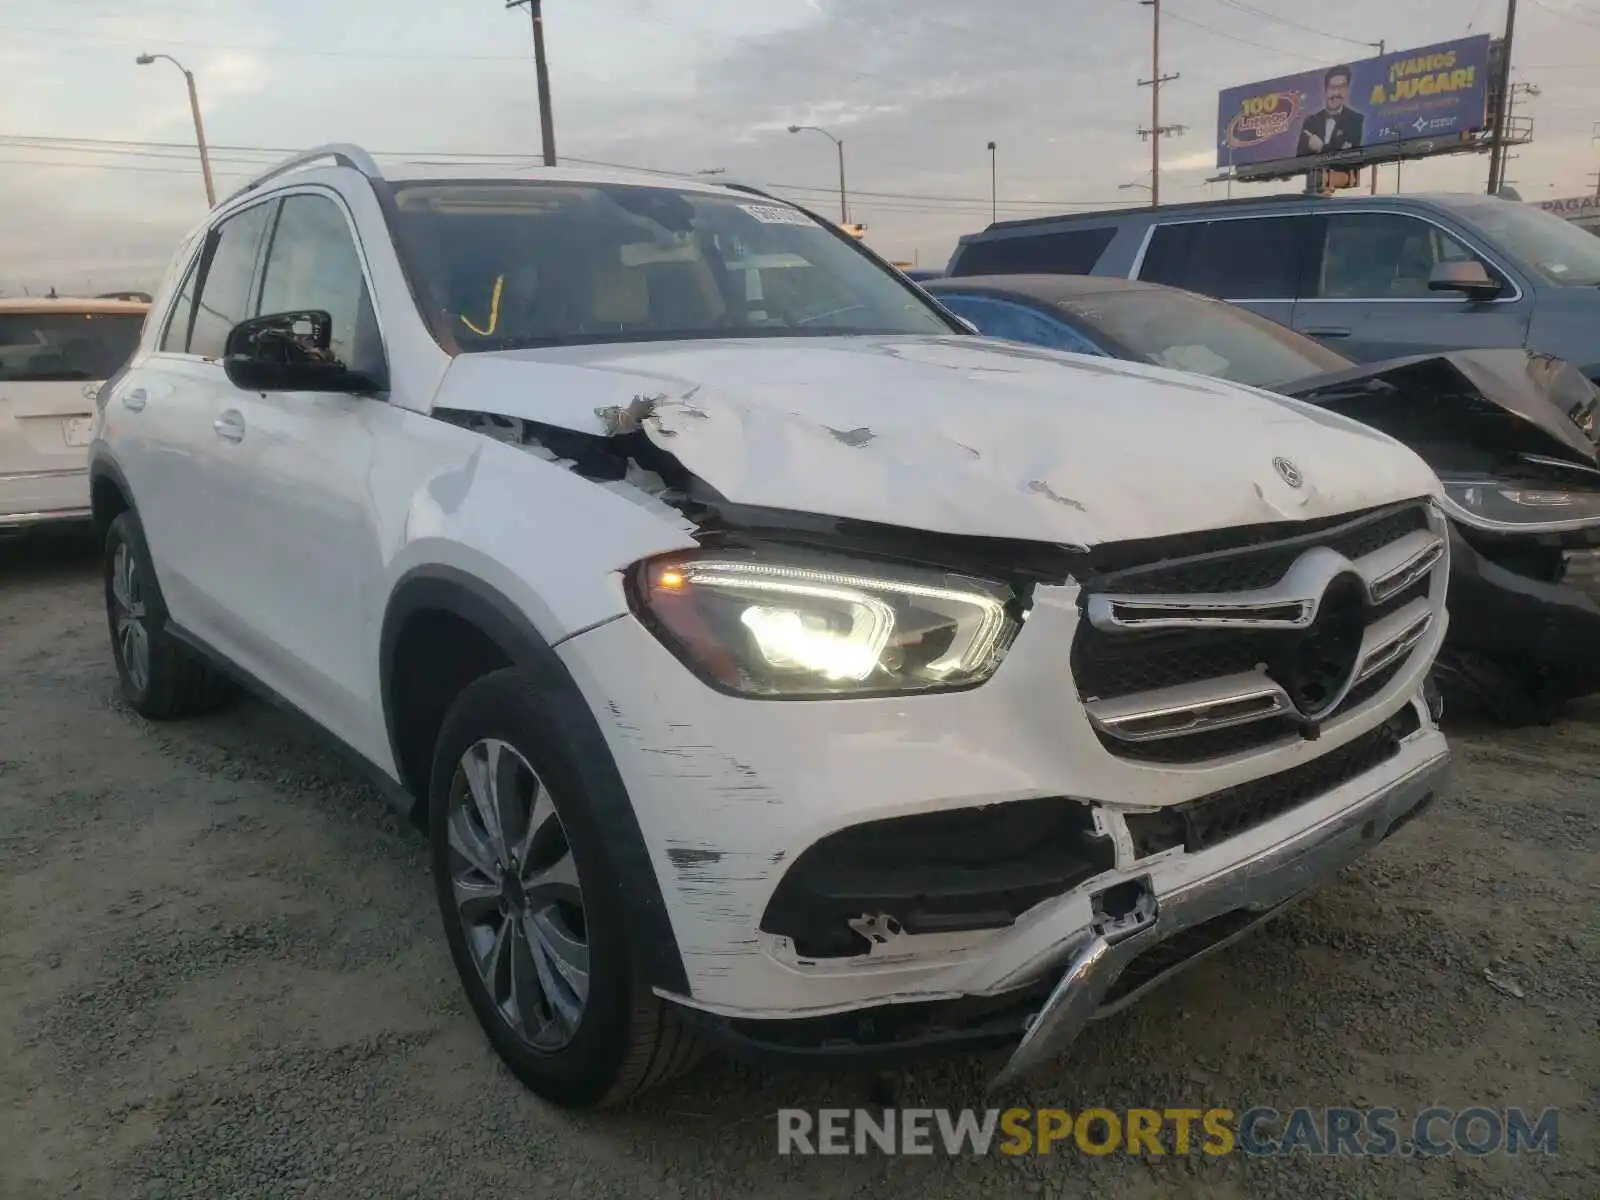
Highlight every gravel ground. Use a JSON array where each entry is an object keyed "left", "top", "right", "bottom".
[{"left": 1, "top": 531, "right": 1594, "bottom": 1200}]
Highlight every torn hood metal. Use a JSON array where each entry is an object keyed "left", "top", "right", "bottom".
[
  {"left": 432, "top": 335, "right": 1440, "bottom": 547},
  {"left": 1283, "top": 347, "right": 1600, "bottom": 472}
]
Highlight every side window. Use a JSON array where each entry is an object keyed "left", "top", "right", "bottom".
[
  {"left": 1315, "top": 212, "right": 1490, "bottom": 299},
  {"left": 937, "top": 293, "right": 1109, "bottom": 355},
  {"left": 258, "top": 194, "right": 384, "bottom": 379},
  {"left": 1139, "top": 218, "right": 1304, "bottom": 300},
  {"left": 159, "top": 240, "right": 204, "bottom": 353},
  {"left": 953, "top": 228, "right": 1117, "bottom": 276},
  {"left": 188, "top": 203, "right": 275, "bottom": 359}
]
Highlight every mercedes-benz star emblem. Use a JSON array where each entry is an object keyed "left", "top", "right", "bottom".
[{"left": 1273, "top": 457, "right": 1304, "bottom": 489}]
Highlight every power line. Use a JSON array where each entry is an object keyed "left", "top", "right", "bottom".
[
  {"left": 1527, "top": 0, "right": 1600, "bottom": 28},
  {"left": 0, "top": 134, "right": 1131, "bottom": 210},
  {"left": 1201, "top": 0, "right": 1379, "bottom": 48},
  {"left": 1162, "top": 7, "right": 1327, "bottom": 63},
  {"left": 0, "top": 21, "right": 534, "bottom": 60}
]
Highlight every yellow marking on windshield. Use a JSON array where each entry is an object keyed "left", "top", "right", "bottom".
[{"left": 460, "top": 274, "right": 505, "bottom": 336}]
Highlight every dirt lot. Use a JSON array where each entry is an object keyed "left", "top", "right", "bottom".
[{"left": 0, "top": 532, "right": 1594, "bottom": 1200}]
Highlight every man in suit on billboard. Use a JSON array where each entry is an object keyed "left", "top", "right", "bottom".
[{"left": 1298, "top": 64, "right": 1365, "bottom": 156}]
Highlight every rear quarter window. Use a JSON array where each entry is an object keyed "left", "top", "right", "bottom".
[
  {"left": 1139, "top": 217, "right": 1304, "bottom": 299},
  {"left": 952, "top": 227, "right": 1118, "bottom": 277}
]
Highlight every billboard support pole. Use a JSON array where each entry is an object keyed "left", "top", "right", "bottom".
[
  {"left": 1487, "top": 0, "right": 1520, "bottom": 194},
  {"left": 1369, "top": 40, "right": 1385, "bottom": 194}
]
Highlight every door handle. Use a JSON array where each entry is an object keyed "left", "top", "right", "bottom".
[
  {"left": 1300, "top": 326, "right": 1352, "bottom": 339},
  {"left": 213, "top": 411, "right": 246, "bottom": 443},
  {"left": 122, "top": 388, "right": 148, "bottom": 411}
]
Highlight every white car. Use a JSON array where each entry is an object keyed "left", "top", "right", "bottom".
[
  {"left": 91, "top": 145, "right": 1452, "bottom": 1110},
  {"left": 1, "top": 296, "right": 147, "bottom": 532}
]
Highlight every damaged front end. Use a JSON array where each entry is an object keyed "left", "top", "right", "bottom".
[{"left": 1287, "top": 348, "right": 1600, "bottom": 720}]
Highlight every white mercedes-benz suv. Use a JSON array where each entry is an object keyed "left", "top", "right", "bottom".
[{"left": 91, "top": 145, "right": 1452, "bottom": 1110}]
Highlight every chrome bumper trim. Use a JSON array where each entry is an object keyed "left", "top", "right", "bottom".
[
  {"left": 0, "top": 507, "right": 93, "bottom": 530},
  {"left": 990, "top": 748, "right": 1450, "bottom": 1090}
]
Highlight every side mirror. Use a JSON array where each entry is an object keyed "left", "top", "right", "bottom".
[
  {"left": 1428, "top": 260, "right": 1502, "bottom": 302},
  {"left": 222, "top": 311, "right": 375, "bottom": 392}
]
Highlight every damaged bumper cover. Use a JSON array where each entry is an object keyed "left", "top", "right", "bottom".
[
  {"left": 989, "top": 742, "right": 1446, "bottom": 1088},
  {"left": 659, "top": 711, "right": 1447, "bottom": 1082},
  {"left": 666, "top": 728, "right": 1448, "bottom": 1082}
]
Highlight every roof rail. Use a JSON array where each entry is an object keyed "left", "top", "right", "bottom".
[{"left": 225, "top": 144, "right": 383, "bottom": 204}]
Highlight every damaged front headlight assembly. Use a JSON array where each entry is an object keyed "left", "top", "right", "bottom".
[
  {"left": 630, "top": 551, "right": 1023, "bottom": 696},
  {"left": 1437, "top": 476, "right": 1600, "bottom": 534}
]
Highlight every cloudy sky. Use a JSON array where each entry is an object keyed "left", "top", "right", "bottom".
[{"left": 2, "top": 0, "right": 1596, "bottom": 293}]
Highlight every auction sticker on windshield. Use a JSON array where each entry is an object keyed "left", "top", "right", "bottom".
[{"left": 740, "top": 204, "right": 815, "bottom": 227}]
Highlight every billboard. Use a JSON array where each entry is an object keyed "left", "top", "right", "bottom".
[
  {"left": 1538, "top": 195, "right": 1600, "bottom": 235},
  {"left": 1217, "top": 35, "right": 1492, "bottom": 169}
]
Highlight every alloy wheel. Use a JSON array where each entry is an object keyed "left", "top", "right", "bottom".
[
  {"left": 446, "top": 737, "right": 590, "bottom": 1051},
  {"left": 111, "top": 541, "right": 150, "bottom": 694}
]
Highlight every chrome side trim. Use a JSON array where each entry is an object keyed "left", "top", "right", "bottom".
[
  {"left": 0, "top": 467, "right": 89, "bottom": 482},
  {"left": 0, "top": 507, "right": 93, "bottom": 529}
]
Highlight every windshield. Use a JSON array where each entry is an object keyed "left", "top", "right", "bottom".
[
  {"left": 387, "top": 181, "right": 955, "bottom": 351},
  {"left": 0, "top": 312, "right": 144, "bottom": 382},
  {"left": 1444, "top": 198, "right": 1600, "bottom": 287},
  {"left": 1058, "top": 289, "right": 1350, "bottom": 389}
]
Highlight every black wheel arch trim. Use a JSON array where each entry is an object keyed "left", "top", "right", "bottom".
[
  {"left": 88, "top": 452, "right": 135, "bottom": 530},
  {"left": 380, "top": 564, "right": 691, "bottom": 996}
]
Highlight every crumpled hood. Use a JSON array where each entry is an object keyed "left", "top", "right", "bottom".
[
  {"left": 1283, "top": 347, "right": 1600, "bottom": 471},
  {"left": 432, "top": 334, "right": 1440, "bottom": 547}
]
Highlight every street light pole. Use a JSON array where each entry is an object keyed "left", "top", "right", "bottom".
[
  {"left": 135, "top": 52, "right": 215, "bottom": 206},
  {"left": 987, "top": 141, "right": 997, "bottom": 224},
  {"left": 788, "top": 125, "right": 848, "bottom": 223}
]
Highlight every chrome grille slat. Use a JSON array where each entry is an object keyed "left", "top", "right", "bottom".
[
  {"left": 1077, "top": 501, "right": 1446, "bottom": 762},
  {"left": 1087, "top": 535, "right": 1444, "bottom": 633}
]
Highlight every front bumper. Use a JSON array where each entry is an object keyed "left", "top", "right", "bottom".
[
  {"left": 1445, "top": 523, "right": 1600, "bottom": 676},
  {"left": 992, "top": 742, "right": 1445, "bottom": 1087},
  {"left": 558, "top": 582, "right": 1448, "bottom": 1021}
]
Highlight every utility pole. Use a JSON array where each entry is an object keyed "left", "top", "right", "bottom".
[
  {"left": 1486, "top": 0, "right": 1519, "bottom": 195},
  {"left": 507, "top": 0, "right": 556, "bottom": 166},
  {"left": 1137, "top": 0, "right": 1183, "bottom": 208},
  {"left": 1498, "top": 79, "right": 1539, "bottom": 190}
]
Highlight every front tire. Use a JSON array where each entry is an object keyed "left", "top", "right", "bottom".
[
  {"left": 103, "top": 510, "right": 233, "bottom": 719},
  {"left": 428, "top": 667, "right": 701, "bottom": 1110}
]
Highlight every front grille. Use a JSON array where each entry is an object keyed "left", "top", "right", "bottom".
[
  {"left": 1076, "top": 501, "right": 1440, "bottom": 763},
  {"left": 1123, "top": 710, "right": 1417, "bottom": 859}
]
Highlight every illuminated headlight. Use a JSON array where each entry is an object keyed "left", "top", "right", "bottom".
[
  {"left": 1437, "top": 476, "right": 1600, "bottom": 534},
  {"left": 631, "top": 552, "right": 1022, "bottom": 697}
]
